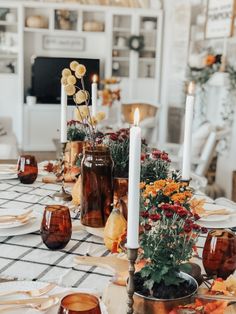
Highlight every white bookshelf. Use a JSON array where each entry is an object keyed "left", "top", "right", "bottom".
[{"left": 0, "top": 0, "right": 163, "bottom": 150}]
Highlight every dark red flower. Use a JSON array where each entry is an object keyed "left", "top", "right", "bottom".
[
  {"left": 191, "top": 224, "right": 201, "bottom": 231},
  {"left": 194, "top": 213, "right": 201, "bottom": 220},
  {"left": 149, "top": 214, "right": 161, "bottom": 221},
  {"left": 141, "top": 153, "right": 146, "bottom": 161},
  {"left": 141, "top": 211, "right": 149, "bottom": 218},
  {"left": 201, "top": 227, "right": 208, "bottom": 233},
  {"left": 177, "top": 209, "right": 188, "bottom": 217},
  {"left": 184, "top": 225, "right": 192, "bottom": 233},
  {"left": 110, "top": 134, "right": 118, "bottom": 141},
  {"left": 144, "top": 224, "right": 152, "bottom": 231},
  {"left": 165, "top": 212, "right": 173, "bottom": 218}
]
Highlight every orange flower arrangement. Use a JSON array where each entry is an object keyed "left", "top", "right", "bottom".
[{"left": 204, "top": 54, "right": 216, "bottom": 66}]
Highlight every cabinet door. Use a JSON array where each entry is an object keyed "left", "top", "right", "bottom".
[
  {"left": 137, "top": 15, "right": 158, "bottom": 79},
  {"left": 111, "top": 14, "right": 132, "bottom": 78}
]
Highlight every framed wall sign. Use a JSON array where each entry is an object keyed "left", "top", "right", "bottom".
[
  {"left": 205, "top": 0, "right": 235, "bottom": 39},
  {"left": 43, "top": 35, "right": 85, "bottom": 51}
]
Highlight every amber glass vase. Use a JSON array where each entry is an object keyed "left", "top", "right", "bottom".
[
  {"left": 80, "top": 145, "right": 114, "bottom": 228},
  {"left": 41, "top": 205, "right": 72, "bottom": 250},
  {"left": 202, "top": 229, "right": 236, "bottom": 279},
  {"left": 17, "top": 155, "right": 38, "bottom": 184}
]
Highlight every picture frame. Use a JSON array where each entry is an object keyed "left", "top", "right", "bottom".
[
  {"left": 205, "top": 0, "right": 236, "bottom": 39},
  {"left": 43, "top": 35, "right": 85, "bottom": 51}
]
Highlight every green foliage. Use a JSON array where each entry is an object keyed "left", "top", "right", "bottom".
[{"left": 67, "top": 120, "right": 86, "bottom": 141}]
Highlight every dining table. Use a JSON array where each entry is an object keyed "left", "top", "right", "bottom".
[{"left": 0, "top": 160, "right": 236, "bottom": 314}]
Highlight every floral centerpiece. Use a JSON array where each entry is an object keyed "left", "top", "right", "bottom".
[
  {"left": 61, "top": 61, "right": 113, "bottom": 228},
  {"left": 132, "top": 179, "right": 207, "bottom": 306}
]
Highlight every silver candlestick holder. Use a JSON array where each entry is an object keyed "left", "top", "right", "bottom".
[
  {"left": 126, "top": 248, "right": 138, "bottom": 314},
  {"left": 52, "top": 142, "right": 72, "bottom": 202}
]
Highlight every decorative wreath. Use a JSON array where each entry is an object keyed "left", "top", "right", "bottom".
[{"left": 128, "top": 35, "right": 145, "bottom": 52}]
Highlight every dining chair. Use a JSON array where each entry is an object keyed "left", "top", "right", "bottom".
[{"left": 121, "top": 102, "right": 160, "bottom": 143}]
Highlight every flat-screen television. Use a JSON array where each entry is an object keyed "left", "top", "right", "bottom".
[{"left": 31, "top": 56, "right": 100, "bottom": 104}]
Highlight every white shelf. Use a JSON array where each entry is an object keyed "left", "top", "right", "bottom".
[
  {"left": 0, "top": 21, "right": 18, "bottom": 26},
  {"left": 113, "top": 46, "right": 128, "bottom": 50},
  {"left": 113, "top": 27, "right": 130, "bottom": 32},
  {"left": 0, "top": 53, "right": 18, "bottom": 58},
  {"left": 112, "top": 57, "right": 129, "bottom": 61},
  {"left": 140, "top": 28, "right": 157, "bottom": 33},
  {"left": 139, "top": 58, "right": 155, "bottom": 62},
  {"left": 24, "top": 27, "right": 50, "bottom": 33}
]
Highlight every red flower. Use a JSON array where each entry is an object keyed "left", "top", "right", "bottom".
[
  {"left": 141, "top": 153, "right": 146, "bottom": 161},
  {"left": 152, "top": 150, "right": 161, "bottom": 159},
  {"left": 194, "top": 213, "right": 201, "bottom": 220},
  {"left": 144, "top": 224, "right": 152, "bottom": 231},
  {"left": 149, "top": 214, "right": 161, "bottom": 221},
  {"left": 192, "top": 223, "right": 201, "bottom": 231},
  {"left": 177, "top": 208, "right": 188, "bottom": 217},
  {"left": 109, "top": 133, "right": 118, "bottom": 141},
  {"left": 165, "top": 212, "right": 173, "bottom": 218},
  {"left": 201, "top": 227, "right": 208, "bottom": 233},
  {"left": 184, "top": 225, "right": 192, "bottom": 233},
  {"left": 141, "top": 211, "right": 149, "bottom": 218}
]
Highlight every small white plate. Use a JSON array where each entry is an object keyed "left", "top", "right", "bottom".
[
  {"left": 199, "top": 203, "right": 234, "bottom": 222},
  {"left": 0, "top": 281, "right": 108, "bottom": 314},
  {"left": 0, "top": 212, "right": 41, "bottom": 237},
  {"left": 0, "top": 209, "right": 33, "bottom": 229}
]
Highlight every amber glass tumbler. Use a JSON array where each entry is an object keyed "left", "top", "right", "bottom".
[
  {"left": 58, "top": 293, "right": 101, "bottom": 314},
  {"left": 41, "top": 205, "right": 72, "bottom": 250},
  {"left": 80, "top": 145, "right": 114, "bottom": 228},
  {"left": 202, "top": 229, "right": 236, "bottom": 279},
  {"left": 17, "top": 155, "right": 38, "bottom": 184}
]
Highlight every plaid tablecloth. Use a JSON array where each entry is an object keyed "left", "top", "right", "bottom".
[{"left": 0, "top": 177, "right": 112, "bottom": 293}]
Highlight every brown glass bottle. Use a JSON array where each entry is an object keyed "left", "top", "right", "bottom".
[
  {"left": 202, "top": 229, "right": 236, "bottom": 279},
  {"left": 41, "top": 205, "right": 72, "bottom": 250},
  {"left": 80, "top": 145, "right": 114, "bottom": 228}
]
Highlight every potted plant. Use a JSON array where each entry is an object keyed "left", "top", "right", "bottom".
[
  {"left": 133, "top": 180, "right": 207, "bottom": 314},
  {"left": 101, "top": 130, "right": 171, "bottom": 219},
  {"left": 66, "top": 120, "right": 86, "bottom": 166}
]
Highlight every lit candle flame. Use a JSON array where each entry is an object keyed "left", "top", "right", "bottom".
[
  {"left": 188, "top": 81, "right": 195, "bottom": 95},
  {"left": 134, "top": 108, "right": 140, "bottom": 126},
  {"left": 92, "top": 74, "right": 98, "bottom": 83}
]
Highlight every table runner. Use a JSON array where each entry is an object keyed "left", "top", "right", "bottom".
[{"left": 0, "top": 178, "right": 112, "bottom": 293}]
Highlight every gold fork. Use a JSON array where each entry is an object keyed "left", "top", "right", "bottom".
[
  {"left": 0, "top": 296, "right": 59, "bottom": 312},
  {"left": 0, "top": 283, "right": 56, "bottom": 298}
]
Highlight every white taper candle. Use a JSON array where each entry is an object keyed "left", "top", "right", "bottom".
[
  {"left": 60, "top": 84, "right": 67, "bottom": 143},
  {"left": 182, "top": 82, "right": 195, "bottom": 180},
  {"left": 92, "top": 74, "right": 98, "bottom": 116},
  {"left": 127, "top": 108, "right": 141, "bottom": 249}
]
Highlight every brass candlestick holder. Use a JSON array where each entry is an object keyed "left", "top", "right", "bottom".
[
  {"left": 180, "top": 178, "right": 191, "bottom": 186},
  {"left": 52, "top": 142, "right": 72, "bottom": 202},
  {"left": 127, "top": 248, "right": 138, "bottom": 314}
]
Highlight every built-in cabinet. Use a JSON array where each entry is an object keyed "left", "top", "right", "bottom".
[{"left": 0, "top": 1, "right": 163, "bottom": 150}]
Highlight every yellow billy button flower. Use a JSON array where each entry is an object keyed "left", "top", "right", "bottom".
[
  {"left": 65, "top": 84, "right": 76, "bottom": 96},
  {"left": 95, "top": 111, "right": 106, "bottom": 122},
  {"left": 80, "top": 105, "right": 89, "bottom": 118},
  {"left": 62, "top": 68, "right": 71, "bottom": 77},
  {"left": 70, "top": 60, "right": 79, "bottom": 71},
  {"left": 74, "top": 108, "right": 83, "bottom": 122},
  {"left": 75, "top": 90, "right": 88, "bottom": 104},
  {"left": 75, "top": 64, "right": 86, "bottom": 77},
  {"left": 61, "top": 77, "right": 67, "bottom": 86},
  {"left": 67, "top": 75, "right": 76, "bottom": 85}
]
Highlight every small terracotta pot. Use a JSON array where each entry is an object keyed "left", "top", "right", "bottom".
[
  {"left": 133, "top": 272, "right": 198, "bottom": 314},
  {"left": 113, "top": 177, "right": 128, "bottom": 220}
]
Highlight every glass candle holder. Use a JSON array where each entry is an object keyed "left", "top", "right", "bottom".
[
  {"left": 41, "top": 205, "right": 72, "bottom": 250},
  {"left": 58, "top": 293, "right": 101, "bottom": 314},
  {"left": 202, "top": 229, "right": 236, "bottom": 279},
  {"left": 17, "top": 155, "right": 38, "bottom": 184}
]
